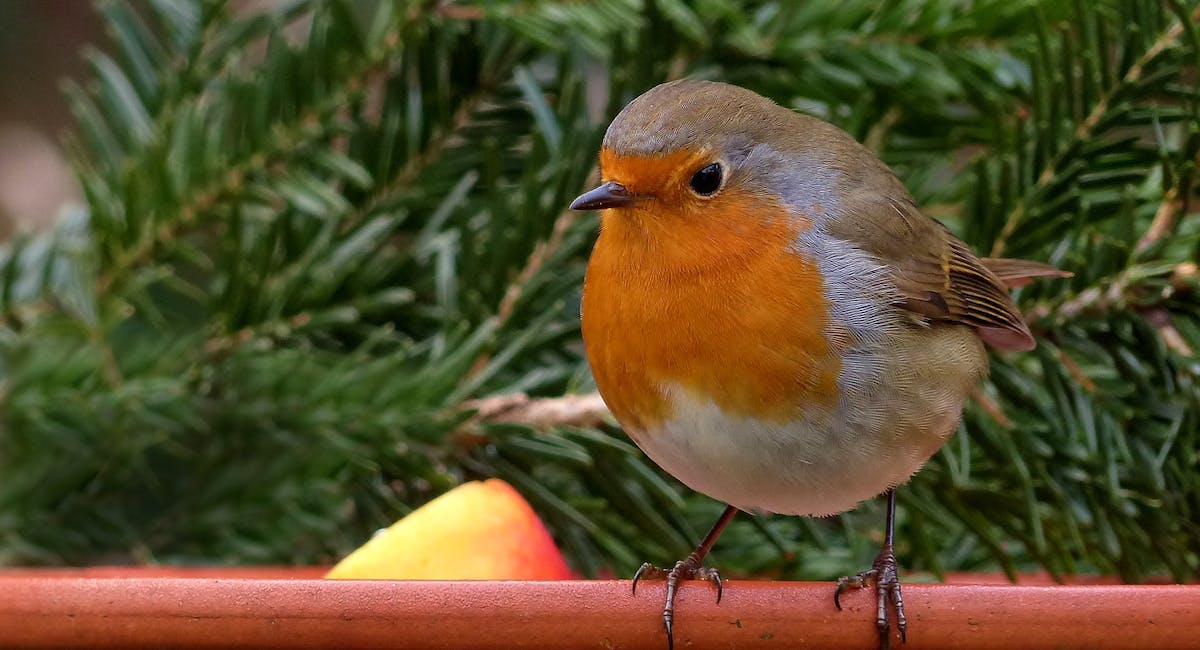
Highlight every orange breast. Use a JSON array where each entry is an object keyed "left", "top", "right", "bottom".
[{"left": 581, "top": 190, "right": 840, "bottom": 434}]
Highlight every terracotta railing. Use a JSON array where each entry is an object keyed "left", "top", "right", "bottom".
[{"left": 1, "top": 568, "right": 1197, "bottom": 648}]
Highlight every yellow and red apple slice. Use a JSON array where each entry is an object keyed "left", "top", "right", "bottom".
[{"left": 326, "top": 479, "right": 572, "bottom": 580}]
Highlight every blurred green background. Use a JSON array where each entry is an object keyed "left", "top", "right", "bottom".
[
  {"left": 0, "top": 0, "right": 1196, "bottom": 584},
  {"left": 0, "top": 1, "right": 101, "bottom": 237}
]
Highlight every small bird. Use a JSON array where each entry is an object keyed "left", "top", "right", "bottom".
[{"left": 571, "top": 79, "right": 1067, "bottom": 649}]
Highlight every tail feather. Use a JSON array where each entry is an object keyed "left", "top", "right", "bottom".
[{"left": 980, "top": 257, "right": 1073, "bottom": 289}]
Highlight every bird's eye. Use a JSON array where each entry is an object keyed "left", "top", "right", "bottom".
[{"left": 688, "top": 163, "right": 723, "bottom": 197}]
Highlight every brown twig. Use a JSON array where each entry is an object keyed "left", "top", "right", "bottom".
[
  {"left": 863, "top": 107, "right": 901, "bottom": 154},
  {"left": 1135, "top": 135, "right": 1200, "bottom": 256},
  {"left": 1057, "top": 349, "right": 1098, "bottom": 392},
  {"left": 1145, "top": 307, "right": 1195, "bottom": 357},
  {"left": 436, "top": 3, "right": 485, "bottom": 20},
  {"left": 1026, "top": 251, "right": 1196, "bottom": 323},
  {"left": 970, "top": 386, "right": 1013, "bottom": 428},
  {"left": 461, "top": 392, "right": 610, "bottom": 430},
  {"left": 1134, "top": 184, "right": 1187, "bottom": 255},
  {"left": 1025, "top": 273, "right": 1131, "bottom": 323},
  {"left": 1173, "top": 261, "right": 1198, "bottom": 289}
]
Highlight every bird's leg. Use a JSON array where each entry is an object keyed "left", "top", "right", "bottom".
[
  {"left": 632, "top": 505, "right": 738, "bottom": 650},
  {"left": 834, "top": 489, "right": 907, "bottom": 650}
]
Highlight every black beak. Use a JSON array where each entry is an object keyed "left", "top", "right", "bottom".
[{"left": 569, "top": 181, "right": 636, "bottom": 211}]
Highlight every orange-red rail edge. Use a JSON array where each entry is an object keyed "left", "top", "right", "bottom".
[{"left": 0, "top": 569, "right": 1197, "bottom": 649}]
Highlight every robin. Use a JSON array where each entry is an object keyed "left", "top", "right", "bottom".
[{"left": 570, "top": 79, "right": 1067, "bottom": 649}]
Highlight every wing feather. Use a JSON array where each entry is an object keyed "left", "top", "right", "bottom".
[{"left": 827, "top": 191, "right": 1057, "bottom": 351}]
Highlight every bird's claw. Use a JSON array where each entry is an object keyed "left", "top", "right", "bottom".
[
  {"left": 834, "top": 545, "right": 906, "bottom": 649},
  {"left": 632, "top": 554, "right": 723, "bottom": 650}
]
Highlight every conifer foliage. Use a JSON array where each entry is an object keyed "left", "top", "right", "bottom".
[{"left": 0, "top": 1, "right": 1196, "bottom": 582}]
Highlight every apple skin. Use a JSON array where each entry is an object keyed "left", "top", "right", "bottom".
[{"left": 326, "top": 479, "right": 573, "bottom": 580}]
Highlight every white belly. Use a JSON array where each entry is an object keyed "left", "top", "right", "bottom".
[{"left": 626, "top": 327, "right": 984, "bottom": 516}]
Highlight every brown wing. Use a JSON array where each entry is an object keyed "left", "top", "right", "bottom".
[
  {"left": 828, "top": 188, "right": 1043, "bottom": 351},
  {"left": 895, "top": 228, "right": 1037, "bottom": 351}
]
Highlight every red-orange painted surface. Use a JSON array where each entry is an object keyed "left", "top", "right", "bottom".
[{"left": 0, "top": 572, "right": 1196, "bottom": 649}]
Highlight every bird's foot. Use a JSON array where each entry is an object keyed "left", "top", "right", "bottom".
[
  {"left": 632, "top": 553, "right": 723, "bottom": 650},
  {"left": 834, "top": 543, "right": 907, "bottom": 649}
]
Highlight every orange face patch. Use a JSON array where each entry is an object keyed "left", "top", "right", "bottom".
[
  {"left": 582, "top": 150, "right": 839, "bottom": 433},
  {"left": 599, "top": 147, "right": 698, "bottom": 197}
]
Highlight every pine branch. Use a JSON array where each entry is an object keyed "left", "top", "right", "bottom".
[
  {"left": 1, "top": 0, "right": 1197, "bottom": 582},
  {"left": 989, "top": 2, "right": 1200, "bottom": 258}
]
